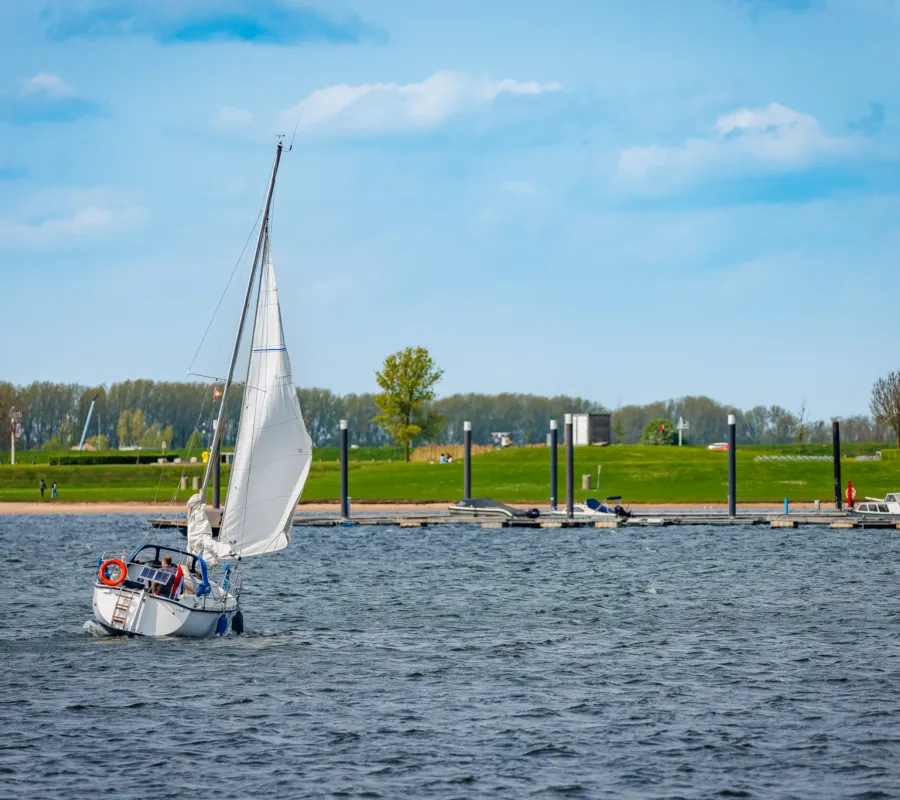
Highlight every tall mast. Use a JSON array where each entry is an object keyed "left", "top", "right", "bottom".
[{"left": 200, "top": 139, "right": 283, "bottom": 501}]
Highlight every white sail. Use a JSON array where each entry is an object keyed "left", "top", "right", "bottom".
[{"left": 220, "top": 237, "right": 312, "bottom": 557}]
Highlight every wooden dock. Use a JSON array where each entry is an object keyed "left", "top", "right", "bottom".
[
  {"left": 149, "top": 510, "right": 900, "bottom": 532},
  {"left": 289, "top": 511, "right": 900, "bottom": 530}
]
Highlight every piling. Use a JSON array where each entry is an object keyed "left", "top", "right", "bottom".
[
  {"left": 180, "top": 476, "right": 188, "bottom": 491},
  {"left": 833, "top": 420, "right": 842, "bottom": 511},
  {"left": 728, "top": 414, "right": 736, "bottom": 517},
  {"left": 463, "top": 421, "right": 472, "bottom": 500},
  {"left": 565, "top": 413, "right": 574, "bottom": 518},
  {"left": 549, "top": 420, "right": 558, "bottom": 510},
  {"left": 192, "top": 476, "right": 200, "bottom": 492},
  {"left": 340, "top": 419, "right": 349, "bottom": 519}
]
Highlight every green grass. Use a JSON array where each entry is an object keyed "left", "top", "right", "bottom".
[
  {"left": 2, "top": 445, "right": 403, "bottom": 467},
  {"left": 2, "top": 444, "right": 899, "bottom": 504}
]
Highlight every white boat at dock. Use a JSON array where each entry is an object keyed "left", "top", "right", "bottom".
[
  {"left": 848, "top": 493, "right": 900, "bottom": 520},
  {"left": 544, "top": 496, "right": 632, "bottom": 519}
]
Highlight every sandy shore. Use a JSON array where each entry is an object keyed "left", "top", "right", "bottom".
[{"left": 0, "top": 500, "right": 837, "bottom": 516}]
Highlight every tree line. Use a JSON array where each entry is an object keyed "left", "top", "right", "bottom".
[{"left": 0, "top": 379, "right": 891, "bottom": 451}]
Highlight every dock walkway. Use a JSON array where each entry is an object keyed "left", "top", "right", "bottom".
[{"left": 149, "top": 510, "right": 899, "bottom": 532}]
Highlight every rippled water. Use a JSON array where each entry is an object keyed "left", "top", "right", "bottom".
[{"left": 3, "top": 515, "right": 900, "bottom": 798}]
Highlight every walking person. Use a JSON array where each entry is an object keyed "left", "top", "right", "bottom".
[
  {"left": 51, "top": 482, "right": 58, "bottom": 500},
  {"left": 39, "top": 478, "right": 46, "bottom": 500}
]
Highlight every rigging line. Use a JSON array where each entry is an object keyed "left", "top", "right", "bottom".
[
  {"left": 142, "top": 383, "right": 213, "bottom": 547},
  {"left": 288, "top": 104, "right": 304, "bottom": 152},
  {"left": 170, "top": 385, "right": 213, "bottom": 508},
  {"left": 185, "top": 371, "right": 268, "bottom": 393},
  {"left": 186, "top": 371, "right": 233, "bottom": 384},
  {"left": 186, "top": 170, "right": 272, "bottom": 377}
]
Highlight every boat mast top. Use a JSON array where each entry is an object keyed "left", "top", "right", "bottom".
[{"left": 200, "top": 139, "right": 284, "bottom": 501}]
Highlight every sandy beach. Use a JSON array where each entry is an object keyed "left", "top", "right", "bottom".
[{"left": 0, "top": 500, "right": 837, "bottom": 515}]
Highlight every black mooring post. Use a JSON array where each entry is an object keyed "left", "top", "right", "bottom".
[
  {"left": 212, "top": 419, "right": 221, "bottom": 509},
  {"left": 550, "top": 419, "right": 558, "bottom": 510},
  {"left": 340, "top": 419, "right": 349, "bottom": 519},
  {"left": 565, "top": 413, "right": 574, "bottom": 518},
  {"left": 833, "top": 420, "right": 842, "bottom": 511},
  {"left": 728, "top": 414, "right": 737, "bottom": 517},
  {"left": 463, "top": 421, "right": 472, "bottom": 500}
]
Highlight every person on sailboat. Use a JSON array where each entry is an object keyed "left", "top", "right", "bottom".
[{"left": 152, "top": 555, "right": 178, "bottom": 597}]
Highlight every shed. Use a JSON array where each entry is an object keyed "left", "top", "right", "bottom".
[{"left": 572, "top": 413, "right": 611, "bottom": 446}]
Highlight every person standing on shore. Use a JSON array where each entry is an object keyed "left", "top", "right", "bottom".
[
  {"left": 51, "top": 482, "right": 58, "bottom": 500},
  {"left": 39, "top": 479, "right": 46, "bottom": 500}
]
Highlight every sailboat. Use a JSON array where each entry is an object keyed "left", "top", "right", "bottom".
[{"left": 92, "top": 141, "right": 313, "bottom": 637}]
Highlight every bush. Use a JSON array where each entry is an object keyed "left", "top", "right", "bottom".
[{"left": 641, "top": 418, "right": 676, "bottom": 446}]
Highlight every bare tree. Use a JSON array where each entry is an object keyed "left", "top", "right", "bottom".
[
  {"left": 870, "top": 372, "right": 900, "bottom": 448},
  {"left": 795, "top": 400, "right": 808, "bottom": 444}
]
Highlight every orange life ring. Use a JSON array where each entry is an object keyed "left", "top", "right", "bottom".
[{"left": 99, "top": 558, "right": 127, "bottom": 587}]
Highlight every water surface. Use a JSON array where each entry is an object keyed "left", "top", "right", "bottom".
[{"left": 2, "top": 515, "right": 900, "bottom": 798}]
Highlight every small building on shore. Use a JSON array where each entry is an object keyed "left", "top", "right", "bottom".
[{"left": 572, "top": 413, "right": 611, "bottom": 446}]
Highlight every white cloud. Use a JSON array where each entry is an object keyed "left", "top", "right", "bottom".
[
  {"left": 280, "top": 71, "right": 562, "bottom": 134},
  {"left": 20, "top": 72, "right": 76, "bottom": 98},
  {"left": 618, "top": 102, "right": 860, "bottom": 194},
  {"left": 0, "top": 204, "right": 145, "bottom": 248}
]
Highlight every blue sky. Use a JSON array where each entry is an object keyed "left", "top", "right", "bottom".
[{"left": 1, "top": 0, "right": 898, "bottom": 419}]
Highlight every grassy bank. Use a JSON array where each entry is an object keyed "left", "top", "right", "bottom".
[{"left": 1, "top": 444, "right": 899, "bottom": 504}]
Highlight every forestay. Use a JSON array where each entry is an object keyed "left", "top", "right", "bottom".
[{"left": 220, "top": 236, "right": 313, "bottom": 557}]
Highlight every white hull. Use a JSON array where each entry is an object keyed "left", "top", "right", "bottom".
[
  {"left": 93, "top": 583, "right": 236, "bottom": 638},
  {"left": 545, "top": 503, "right": 617, "bottom": 519}
]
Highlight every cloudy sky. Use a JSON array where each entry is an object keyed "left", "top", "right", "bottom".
[{"left": 1, "top": 0, "right": 897, "bottom": 418}]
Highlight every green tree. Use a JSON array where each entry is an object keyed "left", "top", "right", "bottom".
[
  {"left": 116, "top": 410, "right": 131, "bottom": 446},
  {"left": 641, "top": 417, "right": 676, "bottom": 445},
  {"left": 871, "top": 371, "right": 900, "bottom": 448},
  {"left": 374, "top": 346, "right": 444, "bottom": 462},
  {"left": 130, "top": 409, "right": 145, "bottom": 445},
  {"left": 40, "top": 435, "right": 65, "bottom": 452}
]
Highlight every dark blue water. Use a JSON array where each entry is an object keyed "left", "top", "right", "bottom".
[{"left": 2, "top": 515, "right": 900, "bottom": 798}]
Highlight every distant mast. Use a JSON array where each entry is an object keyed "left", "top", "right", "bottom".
[{"left": 200, "top": 140, "right": 284, "bottom": 500}]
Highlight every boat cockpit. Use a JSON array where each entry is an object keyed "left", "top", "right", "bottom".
[{"left": 105, "top": 544, "right": 213, "bottom": 597}]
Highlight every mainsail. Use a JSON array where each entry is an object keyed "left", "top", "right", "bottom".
[{"left": 219, "top": 234, "right": 313, "bottom": 557}]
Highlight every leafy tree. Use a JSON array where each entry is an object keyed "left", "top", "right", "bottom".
[
  {"left": 641, "top": 418, "right": 676, "bottom": 445},
  {"left": 130, "top": 409, "right": 145, "bottom": 445},
  {"left": 40, "top": 435, "right": 65, "bottom": 452},
  {"left": 374, "top": 347, "right": 444, "bottom": 462},
  {"left": 185, "top": 430, "right": 203, "bottom": 453},
  {"left": 871, "top": 371, "right": 900, "bottom": 447},
  {"left": 297, "top": 387, "right": 345, "bottom": 448},
  {"left": 116, "top": 410, "right": 131, "bottom": 446}
]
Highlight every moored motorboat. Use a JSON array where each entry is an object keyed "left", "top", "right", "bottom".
[
  {"left": 448, "top": 498, "right": 540, "bottom": 520},
  {"left": 848, "top": 493, "right": 900, "bottom": 520},
  {"left": 544, "top": 496, "right": 632, "bottom": 519}
]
